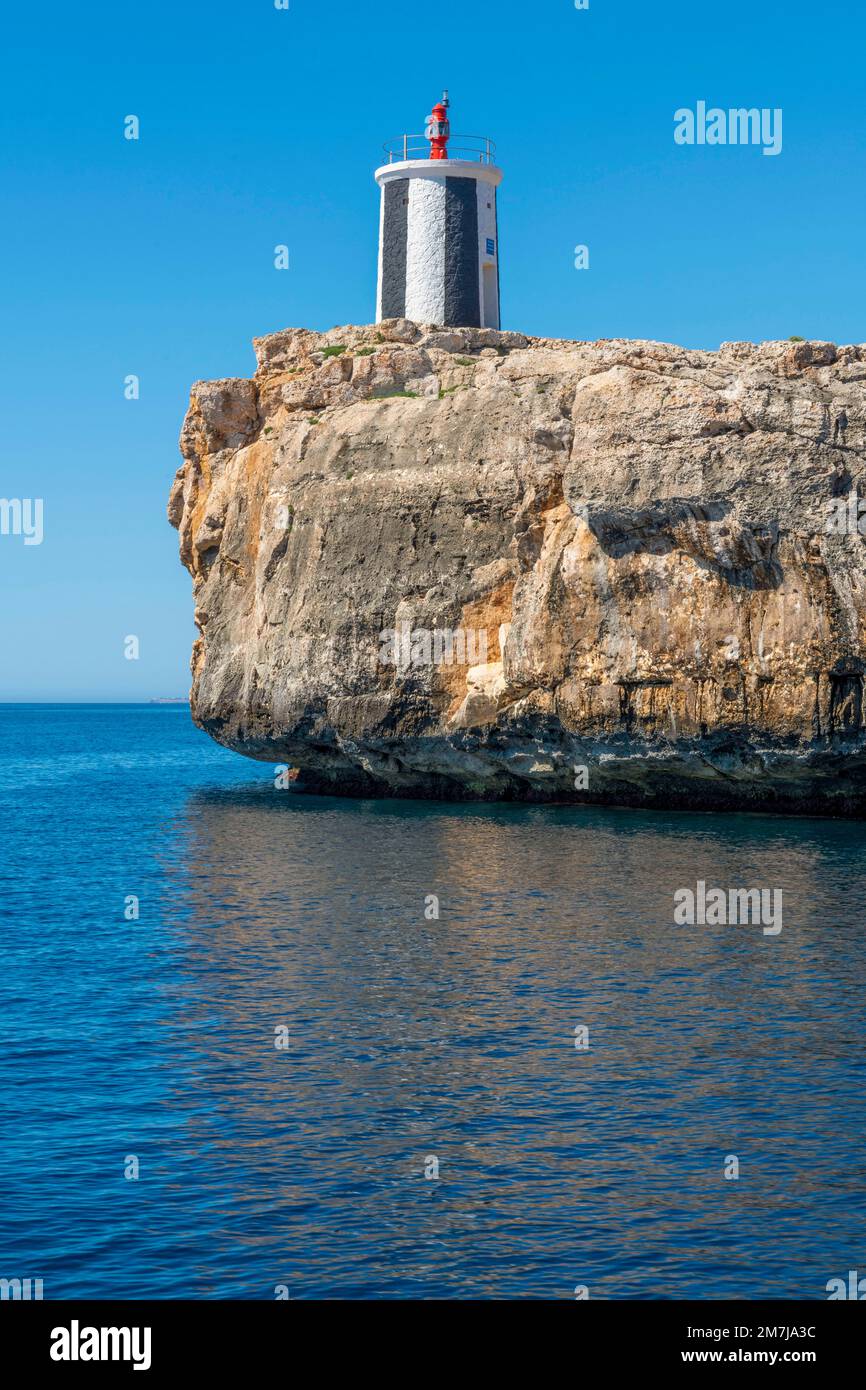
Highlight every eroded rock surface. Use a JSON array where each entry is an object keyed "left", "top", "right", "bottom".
[{"left": 169, "top": 321, "right": 866, "bottom": 813}]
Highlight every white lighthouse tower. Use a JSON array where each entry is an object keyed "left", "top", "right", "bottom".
[{"left": 375, "top": 93, "right": 503, "bottom": 330}]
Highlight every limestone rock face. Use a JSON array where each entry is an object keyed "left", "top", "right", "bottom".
[{"left": 169, "top": 321, "right": 866, "bottom": 814}]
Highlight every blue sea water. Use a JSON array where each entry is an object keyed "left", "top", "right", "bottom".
[{"left": 1, "top": 703, "right": 865, "bottom": 1300}]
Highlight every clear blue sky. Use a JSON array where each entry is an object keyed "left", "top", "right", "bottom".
[{"left": 1, "top": 0, "right": 863, "bottom": 700}]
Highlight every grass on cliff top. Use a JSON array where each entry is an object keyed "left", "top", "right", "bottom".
[{"left": 321, "top": 344, "right": 347, "bottom": 358}]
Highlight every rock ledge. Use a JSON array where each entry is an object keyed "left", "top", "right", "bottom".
[{"left": 169, "top": 322, "right": 866, "bottom": 814}]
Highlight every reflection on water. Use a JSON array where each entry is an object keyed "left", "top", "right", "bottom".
[
  {"left": 156, "top": 789, "right": 866, "bottom": 1299},
  {"left": 2, "top": 707, "right": 865, "bottom": 1298}
]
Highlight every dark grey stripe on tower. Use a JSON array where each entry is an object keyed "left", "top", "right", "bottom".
[
  {"left": 444, "top": 177, "right": 480, "bottom": 327},
  {"left": 381, "top": 178, "right": 409, "bottom": 319}
]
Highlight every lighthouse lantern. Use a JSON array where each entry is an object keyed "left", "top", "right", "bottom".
[{"left": 425, "top": 90, "right": 451, "bottom": 159}]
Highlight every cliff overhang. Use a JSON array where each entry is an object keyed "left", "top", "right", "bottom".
[{"left": 169, "top": 321, "right": 866, "bottom": 815}]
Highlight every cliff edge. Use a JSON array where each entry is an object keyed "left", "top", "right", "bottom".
[{"left": 169, "top": 321, "right": 866, "bottom": 814}]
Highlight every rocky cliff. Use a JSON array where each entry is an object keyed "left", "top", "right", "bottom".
[{"left": 168, "top": 321, "right": 866, "bottom": 814}]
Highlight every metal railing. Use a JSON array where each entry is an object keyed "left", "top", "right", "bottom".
[{"left": 382, "top": 134, "right": 497, "bottom": 165}]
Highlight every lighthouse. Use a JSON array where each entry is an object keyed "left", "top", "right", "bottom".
[{"left": 375, "top": 93, "right": 503, "bottom": 330}]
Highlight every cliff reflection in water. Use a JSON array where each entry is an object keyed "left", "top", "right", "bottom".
[{"left": 154, "top": 786, "right": 866, "bottom": 1298}]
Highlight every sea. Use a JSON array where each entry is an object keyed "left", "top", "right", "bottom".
[{"left": 2, "top": 704, "right": 864, "bottom": 1299}]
